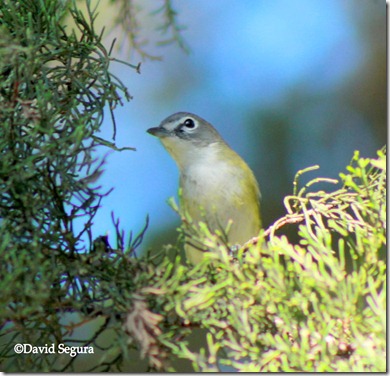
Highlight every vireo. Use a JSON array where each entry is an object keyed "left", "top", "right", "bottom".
[{"left": 147, "top": 112, "right": 261, "bottom": 264}]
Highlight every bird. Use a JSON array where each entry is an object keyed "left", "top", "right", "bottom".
[{"left": 147, "top": 112, "right": 261, "bottom": 264}]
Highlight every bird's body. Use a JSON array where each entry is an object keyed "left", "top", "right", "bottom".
[
  {"left": 179, "top": 142, "right": 261, "bottom": 263},
  {"left": 147, "top": 112, "right": 261, "bottom": 264}
]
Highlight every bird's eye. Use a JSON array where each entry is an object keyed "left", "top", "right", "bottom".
[
  {"left": 175, "top": 117, "right": 198, "bottom": 136},
  {"left": 183, "top": 118, "right": 196, "bottom": 129}
]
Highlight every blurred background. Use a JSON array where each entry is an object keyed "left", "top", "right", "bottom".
[{"left": 82, "top": 0, "right": 386, "bottom": 254}]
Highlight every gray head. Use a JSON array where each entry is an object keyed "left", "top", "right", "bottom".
[
  {"left": 147, "top": 112, "right": 224, "bottom": 147},
  {"left": 147, "top": 112, "right": 230, "bottom": 170}
]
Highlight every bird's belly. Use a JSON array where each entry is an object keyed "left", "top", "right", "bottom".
[{"left": 180, "top": 174, "right": 259, "bottom": 244}]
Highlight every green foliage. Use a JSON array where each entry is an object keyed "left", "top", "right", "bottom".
[
  {"left": 123, "top": 148, "right": 386, "bottom": 372},
  {"left": 0, "top": 0, "right": 133, "bottom": 370},
  {"left": 0, "top": 0, "right": 186, "bottom": 372}
]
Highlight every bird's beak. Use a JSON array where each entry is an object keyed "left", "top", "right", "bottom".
[{"left": 147, "top": 127, "right": 170, "bottom": 138}]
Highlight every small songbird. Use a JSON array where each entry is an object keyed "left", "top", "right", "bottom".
[{"left": 147, "top": 112, "right": 261, "bottom": 264}]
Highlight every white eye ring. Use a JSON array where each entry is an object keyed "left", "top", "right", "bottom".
[{"left": 183, "top": 118, "right": 197, "bottom": 130}]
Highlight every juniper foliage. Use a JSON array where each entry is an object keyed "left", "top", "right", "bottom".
[
  {"left": 0, "top": 0, "right": 184, "bottom": 372},
  {"left": 130, "top": 148, "right": 385, "bottom": 372}
]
